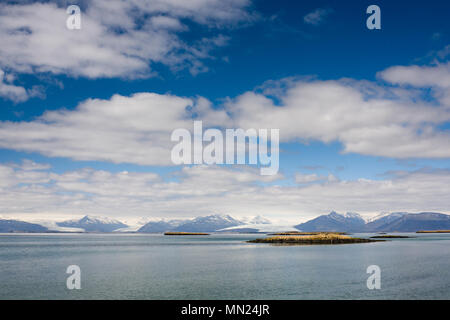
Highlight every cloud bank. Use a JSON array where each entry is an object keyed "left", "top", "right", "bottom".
[{"left": 0, "top": 161, "right": 449, "bottom": 222}]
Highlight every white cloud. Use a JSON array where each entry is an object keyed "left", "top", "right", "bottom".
[
  {"left": 0, "top": 69, "right": 31, "bottom": 102},
  {"left": 226, "top": 76, "right": 450, "bottom": 158},
  {"left": 303, "top": 8, "right": 332, "bottom": 26},
  {"left": 379, "top": 62, "right": 450, "bottom": 88},
  {"left": 0, "top": 0, "right": 252, "bottom": 80},
  {"left": 295, "top": 173, "right": 323, "bottom": 183},
  {"left": 295, "top": 173, "right": 337, "bottom": 184},
  {"left": 378, "top": 62, "right": 450, "bottom": 109},
  {"left": 0, "top": 92, "right": 228, "bottom": 165},
  {"left": 1, "top": 161, "right": 449, "bottom": 224}
]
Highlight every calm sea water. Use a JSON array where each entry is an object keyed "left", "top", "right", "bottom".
[{"left": 0, "top": 233, "right": 449, "bottom": 299}]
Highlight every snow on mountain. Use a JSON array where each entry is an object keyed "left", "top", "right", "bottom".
[
  {"left": 219, "top": 223, "right": 298, "bottom": 233},
  {"left": 295, "top": 211, "right": 450, "bottom": 232},
  {"left": 295, "top": 211, "right": 366, "bottom": 232},
  {"left": 241, "top": 215, "right": 272, "bottom": 225},
  {"left": 57, "top": 215, "right": 128, "bottom": 232},
  {"left": 365, "top": 212, "right": 409, "bottom": 231},
  {"left": 37, "top": 221, "right": 84, "bottom": 233},
  {"left": 365, "top": 212, "right": 407, "bottom": 223},
  {"left": 138, "top": 218, "right": 190, "bottom": 233},
  {"left": 366, "top": 212, "right": 450, "bottom": 232},
  {"left": 138, "top": 214, "right": 244, "bottom": 233},
  {"left": 171, "top": 214, "right": 243, "bottom": 232},
  {"left": 343, "top": 212, "right": 364, "bottom": 220}
]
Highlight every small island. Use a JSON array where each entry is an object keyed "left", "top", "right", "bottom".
[
  {"left": 370, "top": 235, "right": 414, "bottom": 239},
  {"left": 248, "top": 232, "right": 384, "bottom": 245},
  {"left": 416, "top": 230, "right": 450, "bottom": 233},
  {"left": 269, "top": 231, "right": 347, "bottom": 236},
  {"left": 164, "top": 232, "right": 210, "bottom": 235}
]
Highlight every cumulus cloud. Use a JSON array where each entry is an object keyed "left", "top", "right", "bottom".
[
  {"left": 1, "top": 161, "right": 449, "bottom": 223},
  {"left": 378, "top": 62, "right": 450, "bottom": 109},
  {"left": 226, "top": 76, "right": 450, "bottom": 158},
  {"left": 303, "top": 8, "right": 332, "bottom": 26},
  {"left": 0, "top": 69, "right": 37, "bottom": 103},
  {"left": 379, "top": 62, "right": 450, "bottom": 88},
  {"left": 0, "top": 0, "right": 251, "bottom": 80},
  {"left": 0, "top": 92, "right": 228, "bottom": 165}
]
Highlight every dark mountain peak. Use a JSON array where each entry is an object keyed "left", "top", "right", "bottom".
[
  {"left": 0, "top": 219, "right": 48, "bottom": 233},
  {"left": 295, "top": 211, "right": 365, "bottom": 232}
]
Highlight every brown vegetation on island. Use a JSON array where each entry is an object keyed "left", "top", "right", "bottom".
[
  {"left": 269, "top": 231, "right": 347, "bottom": 236},
  {"left": 248, "top": 232, "right": 384, "bottom": 245},
  {"left": 416, "top": 230, "right": 450, "bottom": 233}
]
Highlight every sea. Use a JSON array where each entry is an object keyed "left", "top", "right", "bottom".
[{"left": 0, "top": 232, "right": 449, "bottom": 299}]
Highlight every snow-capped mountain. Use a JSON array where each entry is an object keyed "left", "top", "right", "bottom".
[
  {"left": 294, "top": 211, "right": 366, "bottom": 232},
  {"left": 295, "top": 211, "right": 450, "bottom": 232},
  {"left": 138, "top": 214, "right": 244, "bottom": 233},
  {"left": 241, "top": 215, "right": 272, "bottom": 225},
  {"left": 37, "top": 220, "right": 84, "bottom": 233},
  {"left": 219, "top": 223, "right": 299, "bottom": 233},
  {"left": 138, "top": 219, "right": 189, "bottom": 233},
  {"left": 216, "top": 215, "right": 298, "bottom": 233},
  {"left": 365, "top": 212, "right": 409, "bottom": 231},
  {"left": 57, "top": 215, "right": 128, "bottom": 232},
  {"left": 171, "top": 214, "right": 243, "bottom": 232},
  {"left": 4, "top": 211, "right": 450, "bottom": 234},
  {"left": 367, "top": 212, "right": 450, "bottom": 232}
]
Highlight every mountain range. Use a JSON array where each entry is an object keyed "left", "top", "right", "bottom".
[
  {"left": 294, "top": 211, "right": 450, "bottom": 232},
  {"left": 138, "top": 214, "right": 244, "bottom": 233},
  {"left": 56, "top": 215, "right": 128, "bottom": 232},
  {"left": 1, "top": 212, "right": 450, "bottom": 233},
  {"left": 366, "top": 212, "right": 450, "bottom": 232}
]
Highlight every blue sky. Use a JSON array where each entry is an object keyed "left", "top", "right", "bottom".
[{"left": 0, "top": 0, "right": 449, "bottom": 223}]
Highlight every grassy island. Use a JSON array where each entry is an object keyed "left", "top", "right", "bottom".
[
  {"left": 164, "top": 232, "right": 210, "bottom": 235},
  {"left": 269, "top": 231, "right": 347, "bottom": 236},
  {"left": 248, "top": 233, "right": 384, "bottom": 245},
  {"left": 416, "top": 230, "right": 450, "bottom": 233},
  {"left": 370, "top": 235, "right": 414, "bottom": 239}
]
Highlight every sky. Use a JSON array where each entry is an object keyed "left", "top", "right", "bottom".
[{"left": 0, "top": 0, "right": 449, "bottom": 225}]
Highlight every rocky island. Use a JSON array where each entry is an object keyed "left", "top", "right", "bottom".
[
  {"left": 248, "top": 232, "right": 384, "bottom": 245},
  {"left": 416, "top": 230, "right": 450, "bottom": 233}
]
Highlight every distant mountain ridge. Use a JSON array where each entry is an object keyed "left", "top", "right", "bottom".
[
  {"left": 138, "top": 214, "right": 244, "bottom": 233},
  {"left": 137, "top": 219, "right": 189, "bottom": 233},
  {"left": 365, "top": 212, "right": 409, "bottom": 231},
  {"left": 295, "top": 211, "right": 450, "bottom": 232},
  {"left": 2, "top": 212, "right": 450, "bottom": 233},
  {"left": 367, "top": 212, "right": 450, "bottom": 232},
  {"left": 0, "top": 219, "right": 49, "bottom": 233},
  {"left": 294, "top": 211, "right": 366, "bottom": 232},
  {"left": 57, "top": 215, "right": 128, "bottom": 232}
]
